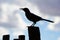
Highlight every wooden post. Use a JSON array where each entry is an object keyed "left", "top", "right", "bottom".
[
  {"left": 28, "top": 26, "right": 41, "bottom": 40},
  {"left": 14, "top": 39, "right": 19, "bottom": 40},
  {"left": 3, "top": 35, "right": 10, "bottom": 40},
  {"left": 19, "top": 35, "right": 25, "bottom": 40}
]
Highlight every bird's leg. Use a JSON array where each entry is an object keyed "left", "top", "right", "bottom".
[
  {"left": 31, "top": 22, "right": 36, "bottom": 26},
  {"left": 31, "top": 23, "right": 34, "bottom": 26}
]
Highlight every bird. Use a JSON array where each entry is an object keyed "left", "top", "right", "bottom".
[{"left": 20, "top": 8, "right": 54, "bottom": 26}]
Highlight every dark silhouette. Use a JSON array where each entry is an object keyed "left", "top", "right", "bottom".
[
  {"left": 3, "top": 35, "right": 10, "bottom": 40},
  {"left": 20, "top": 8, "right": 54, "bottom": 26},
  {"left": 14, "top": 39, "right": 19, "bottom": 40},
  {"left": 28, "top": 26, "right": 40, "bottom": 40},
  {"left": 19, "top": 35, "right": 25, "bottom": 40}
]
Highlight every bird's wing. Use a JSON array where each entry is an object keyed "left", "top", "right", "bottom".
[{"left": 30, "top": 13, "right": 42, "bottom": 18}]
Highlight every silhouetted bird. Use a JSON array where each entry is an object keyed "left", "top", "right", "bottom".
[{"left": 20, "top": 8, "right": 54, "bottom": 26}]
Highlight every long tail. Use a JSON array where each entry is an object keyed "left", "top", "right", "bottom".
[{"left": 42, "top": 19, "right": 54, "bottom": 23}]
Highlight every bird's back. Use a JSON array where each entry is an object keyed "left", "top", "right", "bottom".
[{"left": 25, "top": 12, "right": 42, "bottom": 22}]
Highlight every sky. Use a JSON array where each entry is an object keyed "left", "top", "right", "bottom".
[{"left": 0, "top": 0, "right": 60, "bottom": 40}]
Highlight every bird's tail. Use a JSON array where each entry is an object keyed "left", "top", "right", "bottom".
[{"left": 42, "top": 19, "right": 54, "bottom": 23}]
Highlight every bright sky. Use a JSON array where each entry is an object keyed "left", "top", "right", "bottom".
[{"left": 0, "top": 0, "right": 60, "bottom": 40}]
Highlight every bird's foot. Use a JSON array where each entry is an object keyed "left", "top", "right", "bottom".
[
  {"left": 30, "top": 24, "right": 34, "bottom": 27},
  {"left": 31, "top": 23, "right": 36, "bottom": 27}
]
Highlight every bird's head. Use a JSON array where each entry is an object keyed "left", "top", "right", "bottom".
[{"left": 20, "top": 8, "right": 30, "bottom": 12}]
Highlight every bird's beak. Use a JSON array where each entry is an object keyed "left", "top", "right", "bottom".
[{"left": 20, "top": 8, "right": 23, "bottom": 10}]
